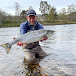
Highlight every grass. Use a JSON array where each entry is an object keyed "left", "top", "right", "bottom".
[
  {"left": 42, "top": 21, "right": 76, "bottom": 25},
  {"left": 0, "top": 21, "right": 76, "bottom": 27}
]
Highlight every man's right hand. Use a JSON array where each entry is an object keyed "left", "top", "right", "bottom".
[
  {"left": 13, "top": 37, "right": 27, "bottom": 46},
  {"left": 16, "top": 42, "right": 27, "bottom": 46}
]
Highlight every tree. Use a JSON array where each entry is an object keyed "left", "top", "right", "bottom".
[
  {"left": 67, "top": 4, "right": 76, "bottom": 14},
  {"left": 20, "top": 10, "right": 27, "bottom": 20},
  {"left": 14, "top": 2, "right": 21, "bottom": 23},
  {"left": 48, "top": 6, "right": 57, "bottom": 22},
  {"left": 60, "top": 8, "right": 66, "bottom": 15},
  {"left": 0, "top": 9, "right": 7, "bottom": 26},
  {"left": 39, "top": 1, "right": 51, "bottom": 21},
  {"left": 39, "top": 1, "right": 51, "bottom": 15},
  {"left": 67, "top": 4, "right": 76, "bottom": 21},
  {"left": 58, "top": 8, "right": 67, "bottom": 21},
  {"left": 68, "top": 12, "right": 76, "bottom": 21},
  {"left": 15, "top": 2, "right": 20, "bottom": 16}
]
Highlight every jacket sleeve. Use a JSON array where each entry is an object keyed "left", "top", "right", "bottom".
[{"left": 20, "top": 23, "right": 27, "bottom": 35}]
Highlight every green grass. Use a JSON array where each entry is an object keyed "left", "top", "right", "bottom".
[
  {"left": 42, "top": 21, "right": 76, "bottom": 25},
  {"left": 0, "top": 21, "right": 76, "bottom": 27}
]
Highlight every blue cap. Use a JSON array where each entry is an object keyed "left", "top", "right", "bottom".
[{"left": 26, "top": 9, "right": 37, "bottom": 16}]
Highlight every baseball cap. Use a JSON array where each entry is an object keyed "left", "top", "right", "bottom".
[{"left": 26, "top": 9, "right": 37, "bottom": 16}]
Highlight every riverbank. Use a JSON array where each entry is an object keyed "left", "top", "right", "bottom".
[
  {"left": 0, "top": 21, "right": 76, "bottom": 27},
  {"left": 42, "top": 21, "right": 76, "bottom": 25}
]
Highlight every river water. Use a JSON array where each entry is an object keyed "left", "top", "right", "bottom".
[{"left": 0, "top": 24, "right": 76, "bottom": 76}]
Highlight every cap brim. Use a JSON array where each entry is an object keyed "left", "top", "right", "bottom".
[{"left": 27, "top": 14, "right": 36, "bottom": 16}]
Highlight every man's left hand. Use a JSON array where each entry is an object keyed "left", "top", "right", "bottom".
[{"left": 39, "top": 36, "right": 48, "bottom": 42}]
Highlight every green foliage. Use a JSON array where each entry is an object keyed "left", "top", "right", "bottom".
[
  {"left": 39, "top": 1, "right": 57, "bottom": 22},
  {"left": 39, "top": 1, "right": 51, "bottom": 15},
  {"left": 20, "top": 10, "right": 27, "bottom": 20},
  {"left": 48, "top": 6, "right": 57, "bottom": 22}
]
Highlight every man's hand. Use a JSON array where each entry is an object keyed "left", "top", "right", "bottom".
[
  {"left": 39, "top": 36, "right": 48, "bottom": 42},
  {"left": 16, "top": 42, "right": 27, "bottom": 46},
  {"left": 13, "top": 37, "right": 27, "bottom": 46}
]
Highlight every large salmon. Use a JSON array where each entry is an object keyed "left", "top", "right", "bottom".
[{"left": 0, "top": 29, "right": 55, "bottom": 53}]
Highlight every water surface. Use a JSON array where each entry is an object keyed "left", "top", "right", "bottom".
[{"left": 0, "top": 24, "right": 76, "bottom": 76}]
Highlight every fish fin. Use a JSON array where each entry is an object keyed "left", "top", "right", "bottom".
[{"left": 0, "top": 43, "right": 11, "bottom": 53}]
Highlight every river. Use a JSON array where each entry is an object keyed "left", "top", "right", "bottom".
[{"left": 0, "top": 24, "right": 76, "bottom": 76}]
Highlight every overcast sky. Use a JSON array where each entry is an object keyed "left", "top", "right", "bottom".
[{"left": 0, "top": 0, "right": 76, "bottom": 15}]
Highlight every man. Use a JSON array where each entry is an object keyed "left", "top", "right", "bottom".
[{"left": 16, "top": 9, "right": 48, "bottom": 66}]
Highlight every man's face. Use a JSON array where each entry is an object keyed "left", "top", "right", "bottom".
[{"left": 26, "top": 15, "right": 37, "bottom": 25}]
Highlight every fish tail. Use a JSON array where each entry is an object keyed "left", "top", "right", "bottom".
[{"left": 0, "top": 43, "right": 11, "bottom": 53}]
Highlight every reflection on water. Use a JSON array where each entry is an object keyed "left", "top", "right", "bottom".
[
  {"left": 0, "top": 24, "right": 76, "bottom": 76},
  {"left": 23, "top": 62, "right": 48, "bottom": 76}
]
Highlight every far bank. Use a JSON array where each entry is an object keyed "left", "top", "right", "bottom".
[{"left": 0, "top": 21, "right": 76, "bottom": 27}]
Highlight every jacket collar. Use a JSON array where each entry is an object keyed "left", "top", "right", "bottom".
[{"left": 27, "top": 20, "right": 38, "bottom": 27}]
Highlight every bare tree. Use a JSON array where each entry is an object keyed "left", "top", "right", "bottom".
[
  {"left": 0, "top": 9, "right": 7, "bottom": 26},
  {"left": 58, "top": 8, "right": 67, "bottom": 21},
  {"left": 67, "top": 4, "right": 76, "bottom": 14},
  {"left": 67, "top": 4, "right": 76, "bottom": 21},
  {"left": 15, "top": 2, "right": 20, "bottom": 16}
]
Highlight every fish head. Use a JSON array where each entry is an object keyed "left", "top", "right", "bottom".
[{"left": 46, "top": 30, "right": 55, "bottom": 37}]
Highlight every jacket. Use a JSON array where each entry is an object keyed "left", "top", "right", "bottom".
[{"left": 20, "top": 21, "right": 44, "bottom": 35}]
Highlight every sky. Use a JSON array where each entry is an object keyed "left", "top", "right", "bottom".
[{"left": 0, "top": 0, "right": 76, "bottom": 15}]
